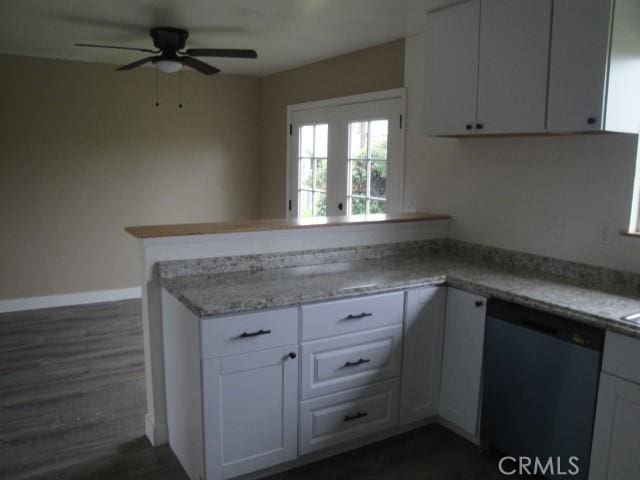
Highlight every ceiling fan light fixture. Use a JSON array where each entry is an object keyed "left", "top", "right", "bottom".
[{"left": 155, "top": 59, "right": 182, "bottom": 74}]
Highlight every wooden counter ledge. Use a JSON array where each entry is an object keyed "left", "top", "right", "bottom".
[{"left": 125, "top": 212, "right": 451, "bottom": 239}]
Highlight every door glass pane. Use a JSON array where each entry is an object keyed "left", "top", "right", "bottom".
[
  {"left": 315, "top": 158, "right": 327, "bottom": 191},
  {"left": 300, "top": 158, "right": 313, "bottom": 189},
  {"left": 351, "top": 197, "right": 366, "bottom": 215},
  {"left": 370, "top": 120, "right": 388, "bottom": 159},
  {"left": 370, "top": 199, "right": 386, "bottom": 214},
  {"left": 300, "top": 126, "right": 314, "bottom": 157},
  {"left": 347, "top": 119, "right": 388, "bottom": 216},
  {"left": 298, "top": 124, "right": 328, "bottom": 218},
  {"left": 315, "top": 124, "right": 328, "bottom": 158},
  {"left": 370, "top": 161, "right": 387, "bottom": 198},
  {"left": 350, "top": 159, "right": 367, "bottom": 196},
  {"left": 314, "top": 193, "right": 327, "bottom": 217},
  {"left": 300, "top": 190, "right": 313, "bottom": 218},
  {"left": 349, "top": 122, "right": 368, "bottom": 159}
]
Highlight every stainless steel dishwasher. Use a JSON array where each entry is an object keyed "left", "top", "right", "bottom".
[{"left": 481, "top": 300, "right": 604, "bottom": 480}]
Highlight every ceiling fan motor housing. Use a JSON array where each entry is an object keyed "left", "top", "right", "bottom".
[{"left": 150, "top": 27, "right": 189, "bottom": 54}]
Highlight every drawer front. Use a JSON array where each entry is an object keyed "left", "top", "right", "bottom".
[
  {"left": 301, "top": 325, "right": 403, "bottom": 399},
  {"left": 201, "top": 307, "right": 298, "bottom": 359},
  {"left": 301, "top": 291, "right": 404, "bottom": 341},
  {"left": 299, "top": 380, "right": 399, "bottom": 454},
  {"left": 602, "top": 331, "right": 640, "bottom": 385}
]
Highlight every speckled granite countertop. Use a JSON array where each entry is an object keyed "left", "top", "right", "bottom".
[{"left": 161, "top": 253, "right": 640, "bottom": 338}]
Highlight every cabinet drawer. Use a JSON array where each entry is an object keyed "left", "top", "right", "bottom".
[
  {"left": 301, "top": 292, "right": 403, "bottom": 341},
  {"left": 602, "top": 331, "right": 640, "bottom": 385},
  {"left": 301, "top": 325, "right": 403, "bottom": 399},
  {"left": 299, "top": 380, "right": 399, "bottom": 454},
  {"left": 200, "top": 307, "right": 298, "bottom": 359}
]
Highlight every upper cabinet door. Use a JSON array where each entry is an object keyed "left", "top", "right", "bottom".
[
  {"left": 476, "top": 0, "right": 552, "bottom": 134},
  {"left": 547, "top": 0, "right": 613, "bottom": 133},
  {"left": 424, "top": 0, "right": 480, "bottom": 136}
]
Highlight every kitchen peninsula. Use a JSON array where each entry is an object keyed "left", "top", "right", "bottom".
[
  {"left": 125, "top": 213, "right": 452, "bottom": 447},
  {"left": 127, "top": 213, "right": 640, "bottom": 480}
]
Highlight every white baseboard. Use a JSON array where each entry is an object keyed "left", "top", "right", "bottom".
[
  {"left": 145, "top": 413, "right": 169, "bottom": 447},
  {"left": 0, "top": 287, "right": 142, "bottom": 314}
]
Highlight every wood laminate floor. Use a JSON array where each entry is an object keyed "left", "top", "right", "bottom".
[{"left": 1, "top": 300, "right": 521, "bottom": 480}]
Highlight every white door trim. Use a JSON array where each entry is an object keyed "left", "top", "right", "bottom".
[{"left": 286, "top": 88, "right": 407, "bottom": 218}]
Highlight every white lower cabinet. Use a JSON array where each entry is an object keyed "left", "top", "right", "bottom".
[
  {"left": 165, "top": 283, "right": 640, "bottom": 480},
  {"left": 203, "top": 346, "right": 299, "bottom": 480},
  {"left": 299, "top": 380, "right": 400, "bottom": 454},
  {"left": 589, "top": 332, "right": 640, "bottom": 480},
  {"left": 589, "top": 373, "right": 640, "bottom": 480},
  {"left": 163, "top": 287, "right": 487, "bottom": 480},
  {"left": 438, "top": 287, "right": 486, "bottom": 439},
  {"left": 400, "top": 286, "right": 446, "bottom": 424}
]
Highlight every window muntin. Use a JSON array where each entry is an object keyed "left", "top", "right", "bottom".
[
  {"left": 347, "top": 120, "right": 389, "bottom": 215},
  {"left": 298, "top": 124, "right": 328, "bottom": 218}
]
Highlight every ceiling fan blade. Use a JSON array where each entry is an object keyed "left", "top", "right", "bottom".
[
  {"left": 184, "top": 48, "right": 257, "bottom": 59},
  {"left": 181, "top": 56, "right": 220, "bottom": 75},
  {"left": 116, "top": 56, "right": 158, "bottom": 71},
  {"left": 75, "top": 43, "right": 158, "bottom": 54}
]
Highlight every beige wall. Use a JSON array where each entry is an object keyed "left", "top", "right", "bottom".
[
  {"left": 258, "top": 40, "right": 405, "bottom": 218},
  {"left": 404, "top": 33, "right": 640, "bottom": 272},
  {"left": 0, "top": 54, "right": 260, "bottom": 299}
]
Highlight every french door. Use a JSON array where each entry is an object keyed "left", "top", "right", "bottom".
[{"left": 288, "top": 91, "right": 405, "bottom": 218}]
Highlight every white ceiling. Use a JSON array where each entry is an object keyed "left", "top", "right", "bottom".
[{"left": 0, "top": 0, "right": 456, "bottom": 76}]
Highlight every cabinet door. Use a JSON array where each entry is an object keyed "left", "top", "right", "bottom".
[
  {"left": 476, "top": 0, "right": 552, "bottom": 134},
  {"left": 589, "top": 373, "right": 640, "bottom": 480},
  {"left": 202, "top": 346, "right": 298, "bottom": 480},
  {"left": 400, "top": 286, "right": 446, "bottom": 425},
  {"left": 424, "top": 0, "right": 480, "bottom": 136},
  {"left": 438, "top": 288, "right": 486, "bottom": 439},
  {"left": 547, "top": 0, "right": 613, "bottom": 133}
]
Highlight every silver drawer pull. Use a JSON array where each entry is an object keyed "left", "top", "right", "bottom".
[
  {"left": 344, "top": 358, "right": 371, "bottom": 368},
  {"left": 344, "top": 411, "right": 368, "bottom": 422},
  {"left": 344, "top": 312, "right": 373, "bottom": 320},
  {"left": 238, "top": 329, "right": 271, "bottom": 338}
]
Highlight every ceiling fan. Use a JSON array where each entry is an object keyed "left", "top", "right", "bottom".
[{"left": 76, "top": 27, "right": 257, "bottom": 75}]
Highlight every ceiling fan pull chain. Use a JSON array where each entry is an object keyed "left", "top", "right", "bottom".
[
  {"left": 155, "top": 68, "right": 160, "bottom": 107},
  {"left": 179, "top": 69, "right": 183, "bottom": 109}
]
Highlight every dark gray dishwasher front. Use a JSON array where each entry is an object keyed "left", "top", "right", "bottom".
[{"left": 481, "top": 300, "right": 604, "bottom": 480}]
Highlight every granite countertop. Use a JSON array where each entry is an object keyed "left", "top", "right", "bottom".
[{"left": 161, "top": 253, "right": 640, "bottom": 338}]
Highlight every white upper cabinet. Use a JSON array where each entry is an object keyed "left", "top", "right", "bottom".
[
  {"left": 424, "top": 0, "right": 480, "bottom": 136},
  {"left": 547, "top": 0, "right": 613, "bottom": 133},
  {"left": 476, "top": 0, "right": 552, "bottom": 134},
  {"left": 548, "top": 0, "right": 640, "bottom": 134},
  {"left": 425, "top": 0, "right": 640, "bottom": 136},
  {"left": 425, "top": 0, "right": 551, "bottom": 136}
]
